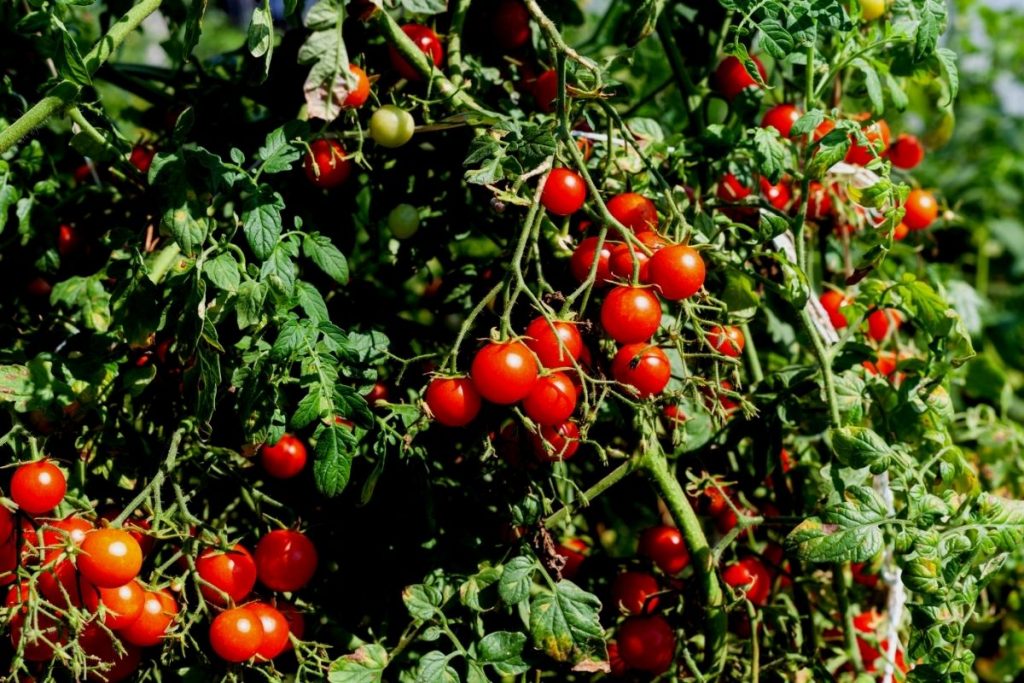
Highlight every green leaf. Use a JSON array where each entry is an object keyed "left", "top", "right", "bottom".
[
  {"left": 478, "top": 631, "right": 529, "bottom": 675},
  {"left": 460, "top": 567, "right": 502, "bottom": 612},
  {"left": 791, "top": 110, "right": 825, "bottom": 137},
  {"left": 830, "top": 426, "right": 894, "bottom": 472},
  {"left": 51, "top": 275, "right": 111, "bottom": 331},
  {"left": 851, "top": 58, "right": 884, "bottom": 114},
  {"left": 243, "top": 186, "right": 285, "bottom": 261},
  {"left": 203, "top": 253, "right": 241, "bottom": 292},
  {"left": 295, "top": 281, "right": 329, "bottom": 323},
  {"left": 328, "top": 644, "right": 388, "bottom": 683},
  {"left": 415, "top": 651, "right": 459, "bottom": 683},
  {"left": 934, "top": 48, "right": 958, "bottom": 106},
  {"left": 260, "top": 245, "right": 297, "bottom": 296},
  {"left": 313, "top": 420, "right": 354, "bottom": 496},
  {"left": 499, "top": 556, "right": 535, "bottom": 605},
  {"left": 403, "top": 583, "right": 443, "bottom": 621},
  {"left": 299, "top": 0, "right": 350, "bottom": 122},
  {"left": 787, "top": 486, "right": 888, "bottom": 563},
  {"left": 303, "top": 232, "right": 349, "bottom": 284},
  {"left": 0, "top": 365, "right": 32, "bottom": 409},
  {"left": 0, "top": 181, "right": 19, "bottom": 236},
  {"left": 57, "top": 21, "right": 91, "bottom": 86},
  {"left": 236, "top": 280, "right": 267, "bottom": 329},
  {"left": 401, "top": 0, "right": 447, "bottom": 14},
  {"left": 752, "top": 127, "right": 788, "bottom": 183},
  {"left": 757, "top": 19, "right": 794, "bottom": 60},
  {"left": 257, "top": 121, "right": 306, "bottom": 174},
  {"left": 529, "top": 580, "right": 605, "bottom": 663},
  {"left": 247, "top": 0, "right": 274, "bottom": 78}
]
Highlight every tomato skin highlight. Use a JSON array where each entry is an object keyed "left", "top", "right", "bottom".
[
  {"left": 761, "top": 104, "right": 801, "bottom": 137},
  {"left": 639, "top": 525, "right": 690, "bottom": 575},
  {"left": 904, "top": 188, "right": 939, "bottom": 230},
  {"left": 78, "top": 529, "right": 143, "bottom": 588},
  {"left": 523, "top": 317, "right": 583, "bottom": 369},
  {"left": 254, "top": 529, "right": 319, "bottom": 592},
  {"left": 600, "top": 286, "right": 662, "bottom": 343},
  {"left": 120, "top": 589, "right": 179, "bottom": 647},
  {"left": 209, "top": 606, "right": 265, "bottom": 662},
  {"left": 260, "top": 434, "right": 308, "bottom": 480},
  {"left": 195, "top": 544, "right": 258, "bottom": 606},
  {"left": 82, "top": 579, "right": 146, "bottom": 630},
  {"left": 611, "top": 571, "right": 661, "bottom": 615},
  {"left": 541, "top": 168, "right": 587, "bottom": 216},
  {"left": 388, "top": 24, "right": 444, "bottom": 81},
  {"left": 616, "top": 615, "right": 676, "bottom": 673},
  {"left": 470, "top": 341, "right": 539, "bottom": 404},
  {"left": 647, "top": 244, "right": 706, "bottom": 301},
  {"left": 760, "top": 177, "right": 791, "bottom": 210},
  {"left": 607, "top": 193, "right": 658, "bottom": 233},
  {"left": 611, "top": 343, "right": 672, "bottom": 397},
  {"left": 522, "top": 372, "right": 578, "bottom": 426},
  {"left": 303, "top": 139, "right": 351, "bottom": 188},
  {"left": 250, "top": 601, "right": 291, "bottom": 661},
  {"left": 11, "top": 460, "right": 67, "bottom": 515},
  {"left": 425, "top": 376, "right": 482, "bottom": 426},
  {"left": 714, "top": 55, "right": 767, "bottom": 101}
]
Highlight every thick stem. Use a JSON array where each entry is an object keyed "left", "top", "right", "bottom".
[
  {"left": 446, "top": 0, "right": 473, "bottom": 88},
  {"left": 544, "top": 457, "right": 643, "bottom": 529},
  {"left": 835, "top": 562, "right": 865, "bottom": 672},
  {"left": 799, "top": 309, "right": 841, "bottom": 427}
]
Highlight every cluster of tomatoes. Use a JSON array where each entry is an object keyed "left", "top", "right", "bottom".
[{"left": 1, "top": 459, "right": 316, "bottom": 677}]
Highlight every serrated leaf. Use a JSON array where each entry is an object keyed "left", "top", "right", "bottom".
[
  {"left": 303, "top": 232, "right": 350, "bottom": 284},
  {"left": 295, "top": 281, "right": 329, "bottom": 323},
  {"left": 934, "top": 48, "right": 958, "bottom": 106},
  {"left": 203, "top": 253, "right": 241, "bottom": 292},
  {"left": 313, "top": 420, "right": 354, "bottom": 496},
  {"left": 787, "top": 515, "right": 884, "bottom": 563},
  {"left": 236, "top": 280, "right": 267, "bottom": 329},
  {"left": 260, "top": 245, "right": 297, "bottom": 296},
  {"left": 752, "top": 127, "right": 788, "bottom": 183},
  {"left": 0, "top": 365, "right": 32, "bottom": 409},
  {"left": 328, "top": 644, "right": 388, "bottom": 683},
  {"left": 257, "top": 121, "right": 306, "bottom": 174},
  {"left": 401, "top": 0, "right": 446, "bottom": 13},
  {"left": 851, "top": 58, "right": 884, "bottom": 114},
  {"left": 791, "top": 110, "right": 825, "bottom": 137},
  {"left": 830, "top": 426, "right": 894, "bottom": 471},
  {"left": 499, "top": 556, "right": 535, "bottom": 605},
  {"left": 415, "top": 651, "right": 459, "bottom": 683},
  {"left": 403, "top": 584, "right": 443, "bottom": 621},
  {"left": 243, "top": 186, "right": 285, "bottom": 260},
  {"left": 758, "top": 19, "right": 794, "bottom": 59},
  {"left": 529, "top": 581, "right": 605, "bottom": 663},
  {"left": 478, "top": 631, "right": 529, "bottom": 675}
]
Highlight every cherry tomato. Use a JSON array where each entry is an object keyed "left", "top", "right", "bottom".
[
  {"left": 533, "top": 69, "right": 558, "bottom": 112},
  {"left": 425, "top": 376, "right": 482, "bottom": 426},
  {"left": 616, "top": 615, "right": 676, "bottom": 673},
  {"left": 806, "top": 181, "right": 833, "bottom": 220},
  {"left": 260, "top": 434, "right": 308, "bottom": 480},
  {"left": 866, "top": 309, "right": 902, "bottom": 342},
  {"left": 662, "top": 405, "right": 687, "bottom": 428},
  {"left": 196, "top": 544, "right": 258, "bottom": 606},
  {"left": 250, "top": 601, "right": 291, "bottom": 661},
  {"left": 607, "top": 640, "right": 629, "bottom": 675},
  {"left": 522, "top": 372, "right": 578, "bottom": 426},
  {"left": 858, "top": 0, "right": 887, "bottom": 21},
  {"left": 37, "top": 516, "right": 93, "bottom": 607},
  {"left": 612, "top": 343, "right": 671, "bottom": 397},
  {"left": 79, "top": 624, "right": 141, "bottom": 682},
  {"left": 387, "top": 203, "right": 421, "bottom": 239},
  {"left": 887, "top": 133, "right": 924, "bottom": 169},
  {"left": 524, "top": 317, "right": 583, "bottom": 369},
  {"left": 607, "top": 193, "right": 658, "bottom": 233},
  {"left": 10, "top": 460, "right": 67, "bottom": 515},
  {"left": 759, "top": 177, "right": 791, "bottom": 210},
  {"left": 541, "top": 168, "right": 586, "bottom": 216},
  {"left": 638, "top": 525, "right": 690, "bottom": 575},
  {"left": 570, "top": 236, "right": 616, "bottom": 285},
  {"left": 364, "top": 382, "right": 390, "bottom": 405},
  {"left": 129, "top": 145, "right": 155, "bottom": 174},
  {"left": 717, "top": 173, "right": 752, "bottom": 203},
  {"left": 25, "top": 276, "right": 52, "bottom": 299},
  {"left": 78, "top": 529, "right": 143, "bottom": 589},
  {"left": 254, "top": 529, "right": 318, "bottom": 592},
  {"left": 273, "top": 599, "right": 306, "bottom": 645},
  {"left": 493, "top": 0, "right": 531, "bottom": 49},
  {"left": 707, "top": 325, "right": 745, "bottom": 357},
  {"left": 210, "top": 606, "right": 264, "bottom": 662},
  {"left": 609, "top": 232, "right": 665, "bottom": 283},
  {"left": 303, "top": 139, "right": 351, "bottom": 188},
  {"left": 370, "top": 105, "right": 416, "bottom": 148},
  {"left": 11, "top": 610, "right": 65, "bottom": 661},
  {"left": 893, "top": 222, "right": 909, "bottom": 240},
  {"left": 846, "top": 119, "right": 891, "bottom": 165},
  {"left": 388, "top": 24, "right": 444, "bottom": 81},
  {"left": 57, "top": 224, "right": 81, "bottom": 258},
  {"left": 554, "top": 539, "right": 587, "bottom": 578},
  {"left": 713, "top": 55, "right": 767, "bottom": 101},
  {"left": 470, "top": 341, "right": 539, "bottom": 404},
  {"left": 648, "top": 244, "right": 706, "bottom": 301},
  {"left": 819, "top": 290, "right": 851, "bottom": 329},
  {"left": 611, "top": 571, "right": 661, "bottom": 615},
  {"left": 600, "top": 286, "right": 662, "bottom": 343},
  {"left": 760, "top": 104, "right": 801, "bottom": 137},
  {"left": 779, "top": 448, "right": 795, "bottom": 473},
  {"left": 82, "top": 579, "right": 146, "bottom": 629},
  {"left": 119, "top": 589, "right": 178, "bottom": 647},
  {"left": 722, "top": 556, "right": 772, "bottom": 606},
  {"left": 903, "top": 188, "right": 938, "bottom": 230},
  {"left": 531, "top": 420, "right": 580, "bottom": 462},
  {"left": 98, "top": 511, "right": 155, "bottom": 558},
  {"left": 343, "top": 64, "right": 371, "bottom": 108}
]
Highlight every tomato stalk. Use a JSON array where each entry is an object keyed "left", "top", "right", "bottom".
[
  {"left": 445, "top": 0, "right": 473, "bottom": 88},
  {"left": 835, "top": 562, "right": 866, "bottom": 672}
]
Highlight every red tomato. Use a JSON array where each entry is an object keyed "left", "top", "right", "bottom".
[
  {"left": 11, "top": 460, "right": 66, "bottom": 516},
  {"left": 647, "top": 244, "right": 706, "bottom": 301},
  {"left": 42, "top": 515, "right": 93, "bottom": 547},
  {"left": 864, "top": 351, "right": 901, "bottom": 378},
  {"left": 11, "top": 611, "right": 65, "bottom": 661},
  {"left": 611, "top": 571, "right": 661, "bottom": 615},
  {"left": 612, "top": 343, "right": 671, "bottom": 397},
  {"left": 893, "top": 222, "right": 909, "bottom": 240},
  {"left": 522, "top": 372, "right": 578, "bottom": 426},
  {"left": 364, "top": 382, "right": 390, "bottom": 405},
  {"left": 609, "top": 232, "right": 666, "bottom": 283},
  {"left": 717, "top": 173, "right": 752, "bottom": 203},
  {"left": 82, "top": 579, "right": 146, "bottom": 629},
  {"left": 866, "top": 309, "right": 902, "bottom": 342},
  {"left": 806, "top": 181, "right": 833, "bottom": 220},
  {"left": 389, "top": 24, "right": 444, "bottom": 81},
  {"left": 470, "top": 341, "right": 540, "bottom": 404},
  {"left": 662, "top": 405, "right": 687, "bottom": 428},
  {"left": 119, "top": 589, "right": 178, "bottom": 647},
  {"left": 343, "top": 64, "right": 371, "bottom": 108},
  {"left": 760, "top": 104, "right": 801, "bottom": 137},
  {"left": 570, "top": 236, "right": 616, "bottom": 285},
  {"left": 607, "top": 640, "right": 629, "bottom": 676},
  {"left": 531, "top": 421, "right": 580, "bottom": 462},
  {"left": 25, "top": 276, "right": 52, "bottom": 299},
  {"left": 273, "top": 599, "right": 306, "bottom": 645},
  {"left": 819, "top": 290, "right": 851, "bottom": 329},
  {"left": 713, "top": 55, "right": 767, "bottom": 101},
  {"left": 250, "top": 601, "right": 291, "bottom": 661},
  {"left": 607, "top": 193, "right": 659, "bottom": 233},
  {"left": 814, "top": 118, "right": 836, "bottom": 141},
  {"left": 57, "top": 224, "right": 81, "bottom": 258},
  {"left": 493, "top": 0, "right": 531, "bottom": 50},
  {"left": 638, "top": 525, "right": 690, "bottom": 575},
  {"left": 555, "top": 539, "right": 587, "bottom": 579},
  {"left": 779, "top": 448, "right": 795, "bottom": 473},
  {"left": 851, "top": 562, "right": 880, "bottom": 588},
  {"left": 260, "top": 434, "right": 308, "bottom": 480},
  {"left": 759, "top": 177, "right": 791, "bottom": 210},
  {"left": 846, "top": 119, "right": 891, "bottom": 165},
  {"left": 129, "top": 145, "right": 155, "bottom": 174},
  {"left": 541, "top": 168, "right": 587, "bottom": 216},
  {"left": 524, "top": 317, "right": 583, "bottom": 369},
  {"left": 210, "top": 606, "right": 264, "bottom": 662},
  {"left": 722, "top": 557, "right": 772, "bottom": 606},
  {"left": 887, "top": 133, "right": 924, "bottom": 170},
  {"left": 196, "top": 544, "right": 258, "bottom": 606},
  {"left": 254, "top": 529, "right": 318, "bottom": 592},
  {"left": 425, "top": 376, "right": 482, "bottom": 426},
  {"left": 616, "top": 615, "right": 676, "bottom": 673},
  {"left": 707, "top": 325, "right": 745, "bottom": 357},
  {"left": 38, "top": 550, "right": 81, "bottom": 607},
  {"left": 303, "top": 139, "right": 351, "bottom": 189},
  {"left": 98, "top": 511, "right": 154, "bottom": 558},
  {"left": 903, "top": 188, "right": 938, "bottom": 230},
  {"left": 533, "top": 68, "right": 558, "bottom": 113},
  {"left": 600, "top": 286, "right": 662, "bottom": 343},
  {"left": 78, "top": 529, "right": 143, "bottom": 588},
  {"left": 79, "top": 624, "right": 141, "bottom": 682}
]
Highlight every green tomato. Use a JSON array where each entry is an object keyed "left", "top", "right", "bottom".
[
  {"left": 388, "top": 204, "right": 421, "bottom": 239},
  {"left": 858, "top": 0, "right": 886, "bottom": 20},
  {"left": 370, "top": 105, "right": 415, "bottom": 148}
]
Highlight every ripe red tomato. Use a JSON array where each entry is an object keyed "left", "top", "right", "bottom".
[
  {"left": 722, "top": 556, "right": 773, "bottom": 606},
  {"left": 554, "top": 539, "right": 587, "bottom": 578},
  {"left": 611, "top": 571, "right": 661, "bottom": 615},
  {"left": 531, "top": 420, "right": 580, "bottom": 462},
  {"left": 57, "top": 224, "right": 81, "bottom": 258},
  {"left": 779, "top": 448, "right": 795, "bottom": 473},
  {"left": 607, "top": 193, "right": 659, "bottom": 233},
  {"left": 209, "top": 606, "right": 264, "bottom": 662},
  {"left": 846, "top": 119, "right": 891, "bottom": 165},
  {"left": 524, "top": 317, "right": 583, "bottom": 369},
  {"left": 806, "top": 181, "right": 833, "bottom": 220},
  {"left": 303, "top": 139, "right": 351, "bottom": 189},
  {"left": 522, "top": 372, "right": 578, "bottom": 426},
  {"left": 541, "top": 168, "right": 587, "bottom": 216},
  {"left": 196, "top": 544, "right": 258, "bottom": 606},
  {"left": 79, "top": 624, "right": 141, "bottom": 682},
  {"left": 425, "top": 376, "right": 482, "bottom": 426},
  {"left": 533, "top": 69, "right": 558, "bottom": 112},
  {"left": 600, "top": 286, "right": 662, "bottom": 343},
  {"left": 470, "top": 341, "right": 540, "bottom": 404},
  {"left": 38, "top": 516, "right": 93, "bottom": 607},
  {"left": 866, "top": 309, "right": 902, "bottom": 342},
  {"left": 11, "top": 460, "right": 67, "bottom": 515},
  {"left": 903, "top": 188, "right": 938, "bottom": 230},
  {"left": 11, "top": 610, "right": 65, "bottom": 661},
  {"left": 25, "top": 275, "right": 53, "bottom": 299},
  {"left": 250, "top": 601, "right": 291, "bottom": 661},
  {"left": 42, "top": 515, "right": 93, "bottom": 547},
  {"left": 717, "top": 173, "right": 752, "bottom": 203},
  {"left": 893, "top": 222, "right": 909, "bottom": 240},
  {"left": 344, "top": 64, "right": 371, "bottom": 108},
  {"left": 129, "top": 145, "right": 155, "bottom": 174},
  {"left": 853, "top": 610, "right": 908, "bottom": 673},
  {"left": 254, "top": 529, "right": 318, "bottom": 592},
  {"left": 389, "top": 24, "right": 444, "bottom": 81},
  {"left": 607, "top": 640, "right": 629, "bottom": 676},
  {"left": 78, "top": 529, "right": 143, "bottom": 588},
  {"left": 273, "top": 599, "right": 306, "bottom": 644},
  {"left": 760, "top": 104, "right": 801, "bottom": 137},
  {"left": 616, "top": 615, "right": 676, "bottom": 673},
  {"left": 759, "top": 177, "right": 791, "bottom": 210},
  {"left": 98, "top": 511, "right": 154, "bottom": 557},
  {"left": 570, "top": 236, "right": 616, "bottom": 285},
  {"left": 609, "top": 232, "right": 666, "bottom": 283},
  {"left": 82, "top": 579, "right": 146, "bottom": 629},
  {"left": 888, "top": 133, "right": 924, "bottom": 169},
  {"left": 260, "top": 434, "right": 308, "bottom": 479},
  {"left": 364, "top": 382, "right": 390, "bottom": 405},
  {"left": 713, "top": 55, "right": 767, "bottom": 101},
  {"left": 813, "top": 118, "right": 836, "bottom": 141},
  {"left": 120, "top": 589, "right": 178, "bottom": 647},
  {"left": 648, "top": 244, "right": 706, "bottom": 301},
  {"left": 819, "top": 290, "right": 850, "bottom": 329},
  {"left": 612, "top": 343, "right": 671, "bottom": 397},
  {"left": 662, "top": 404, "right": 687, "bottom": 428},
  {"left": 707, "top": 325, "right": 745, "bottom": 357},
  {"left": 638, "top": 525, "right": 690, "bottom": 575},
  {"left": 493, "top": 0, "right": 531, "bottom": 50}
]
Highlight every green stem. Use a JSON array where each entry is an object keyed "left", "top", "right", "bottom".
[
  {"left": 446, "top": 0, "right": 473, "bottom": 88},
  {"left": 740, "top": 322, "right": 763, "bottom": 384},
  {"left": 544, "top": 457, "right": 643, "bottom": 529},
  {"left": 835, "top": 562, "right": 865, "bottom": 672},
  {"left": 111, "top": 428, "right": 185, "bottom": 527},
  {"left": 147, "top": 242, "right": 182, "bottom": 285},
  {"left": 799, "top": 309, "right": 841, "bottom": 428}
]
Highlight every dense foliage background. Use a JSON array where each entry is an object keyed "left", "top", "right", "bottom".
[{"left": 2, "top": 0, "right": 1024, "bottom": 681}]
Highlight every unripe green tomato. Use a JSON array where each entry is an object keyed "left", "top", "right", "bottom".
[
  {"left": 370, "top": 105, "right": 415, "bottom": 148},
  {"left": 388, "top": 204, "right": 421, "bottom": 239},
  {"left": 858, "top": 0, "right": 886, "bottom": 21}
]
